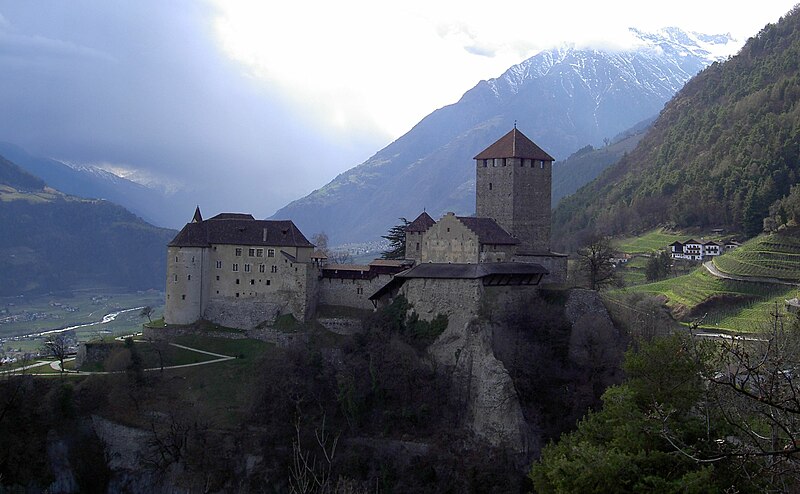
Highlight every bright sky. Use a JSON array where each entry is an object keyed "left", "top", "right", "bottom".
[
  {"left": 212, "top": 0, "right": 799, "bottom": 139},
  {"left": 0, "top": 1, "right": 796, "bottom": 225}
]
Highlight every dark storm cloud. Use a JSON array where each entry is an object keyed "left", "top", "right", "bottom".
[{"left": 0, "top": 1, "right": 385, "bottom": 225}]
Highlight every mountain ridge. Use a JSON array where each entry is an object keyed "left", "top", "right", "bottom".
[{"left": 272, "top": 27, "right": 735, "bottom": 245}]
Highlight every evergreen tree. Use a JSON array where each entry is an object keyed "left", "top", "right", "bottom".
[{"left": 380, "top": 218, "right": 409, "bottom": 259}]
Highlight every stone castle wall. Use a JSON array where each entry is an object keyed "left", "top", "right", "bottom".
[
  {"left": 318, "top": 274, "right": 392, "bottom": 310},
  {"left": 164, "top": 246, "right": 206, "bottom": 325},
  {"left": 421, "top": 213, "right": 479, "bottom": 264}
]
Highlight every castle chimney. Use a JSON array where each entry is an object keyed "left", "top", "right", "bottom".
[{"left": 262, "top": 228, "right": 267, "bottom": 242}]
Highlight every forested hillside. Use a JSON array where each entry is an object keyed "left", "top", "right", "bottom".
[
  {"left": 553, "top": 6, "right": 800, "bottom": 249},
  {"left": 0, "top": 156, "right": 175, "bottom": 295}
]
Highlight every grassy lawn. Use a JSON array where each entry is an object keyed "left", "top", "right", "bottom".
[{"left": 614, "top": 228, "right": 687, "bottom": 255}]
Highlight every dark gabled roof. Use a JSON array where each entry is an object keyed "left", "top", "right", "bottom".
[
  {"left": 168, "top": 213, "right": 313, "bottom": 248},
  {"left": 398, "top": 262, "right": 547, "bottom": 279},
  {"left": 192, "top": 206, "right": 203, "bottom": 223},
  {"left": 457, "top": 216, "right": 519, "bottom": 245},
  {"left": 684, "top": 238, "right": 700, "bottom": 245},
  {"left": 405, "top": 211, "right": 436, "bottom": 232},
  {"left": 473, "top": 128, "right": 554, "bottom": 161},
  {"left": 704, "top": 241, "right": 720, "bottom": 246},
  {"left": 209, "top": 213, "right": 255, "bottom": 221},
  {"left": 368, "top": 261, "right": 548, "bottom": 301},
  {"left": 669, "top": 241, "right": 683, "bottom": 246}
]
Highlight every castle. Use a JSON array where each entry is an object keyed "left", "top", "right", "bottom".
[{"left": 164, "top": 127, "right": 567, "bottom": 329}]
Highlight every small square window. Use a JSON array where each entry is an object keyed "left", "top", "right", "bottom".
[
  {"left": 268, "top": 249, "right": 275, "bottom": 257},
  {"left": 181, "top": 294, "right": 186, "bottom": 300},
  {"left": 271, "top": 266, "right": 277, "bottom": 273},
  {"left": 249, "top": 248, "right": 256, "bottom": 257},
  {"left": 235, "top": 248, "right": 242, "bottom": 256},
  {"left": 187, "top": 275, "right": 191, "bottom": 281},
  {"left": 250, "top": 279, "right": 255, "bottom": 285},
  {"left": 232, "top": 263, "right": 239, "bottom": 272},
  {"left": 266, "top": 280, "right": 271, "bottom": 285},
  {"left": 236, "top": 279, "right": 240, "bottom": 285},
  {"left": 216, "top": 275, "right": 220, "bottom": 281},
  {"left": 256, "top": 248, "right": 264, "bottom": 257},
  {"left": 235, "top": 293, "right": 239, "bottom": 298}
]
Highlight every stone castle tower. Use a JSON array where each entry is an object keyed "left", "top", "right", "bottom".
[{"left": 474, "top": 126, "right": 554, "bottom": 254}]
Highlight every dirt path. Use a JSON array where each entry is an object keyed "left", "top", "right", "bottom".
[{"left": 1, "top": 341, "right": 236, "bottom": 376}]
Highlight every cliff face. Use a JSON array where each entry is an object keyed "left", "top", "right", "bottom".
[{"left": 427, "top": 288, "right": 625, "bottom": 454}]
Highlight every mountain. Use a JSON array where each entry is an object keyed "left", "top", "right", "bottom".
[
  {"left": 272, "top": 28, "right": 736, "bottom": 245},
  {"left": 0, "top": 154, "right": 45, "bottom": 192},
  {"left": 0, "top": 142, "right": 187, "bottom": 228},
  {"left": 552, "top": 117, "right": 652, "bottom": 207},
  {"left": 552, "top": 6, "right": 800, "bottom": 250},
  {"left": 0, "top": 156, "right": 176, "bottom": 296}
]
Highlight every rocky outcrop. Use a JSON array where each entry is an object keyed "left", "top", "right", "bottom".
[{"left": 425, "top": 288, "right": 623, "bottom": 455}]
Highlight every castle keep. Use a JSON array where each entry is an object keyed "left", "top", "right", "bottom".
[{"left": 164, "top": 127, "right": 567, "bottom": 329}]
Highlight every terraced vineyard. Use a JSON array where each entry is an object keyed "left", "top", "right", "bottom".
[
  {"left": 610, "top": 269, "right": 796, "bottom": 332},
  {"left": 712, "top": 229, "right": 800, "bottom": 282}
]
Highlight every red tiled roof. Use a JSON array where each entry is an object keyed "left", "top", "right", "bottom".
[
  {"left": 473, "top": 128, "right": 554, "bottom": 161},
  {"left": 405, "top": 211, "right": 436, "bottom": 232}
]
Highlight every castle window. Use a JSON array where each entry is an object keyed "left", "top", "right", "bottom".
[
  {"left": 501, "top": 158, "right": 506, "bottom": 166},
  {"left": 191, "top": 256, "right": 195, "bottom": 262},
  {"left": 357, "top": 287, "right": 363, "bottom": 295},
  {"left": 416, "top": 242, "right": 420, "bottom": 251},
  {"left": 173, "top": 274, "right": 178, "bottom": 282},
  {"left": 232, "top": 263, "right": 239, "bottom": 272},
  {"left": 540, "top": 160, "right": 544, "bottom": 169},
  {"left": 236, "top": 279, "right": 240, "bottom": 284},
  {"left": 257, "top": 248, "right": 264, "bottom": 257},
  {"left": 259, "top": 264, "right": 266, "bottom": 273},
  {"left": 266, "top": 280, "right": 271, "bottom": 285},
  {"left": 216, "top": 260, "right": 222, "bottom": 269},
  {"left": 271, "top": 265, "right": 277, "bottom": 273},
  {"left": 181, "top": 294, "right": 185, "bottom": 300},
  {"left": 268, "top": 249, "right": 275, "bottom": 257},
  {"left": 482, "top": 159, "right": 488, "bottom": 167},
  {"left": 187, "top": 275, "right": 191, "bottom": 281},
  {"left": 175, "top": 256, "right": 178, "bottom": 263},
  {"left": 244, "top": 264, "right": 251, "bottom": 272},
  {"left": 489, "top": 183, "right": 493, "bottom": 190},
  {"left": 216, "top": 275, "right": 220, "bottom": 281},
  {"left": 249, "top": 248, "right": 256, "bottom": 257},
  {"left": 236, "top": 293, "right": 239, "bottom": 298},
  {"left": 235, "top": 248, "right": 242, "bottom": 256},
  {"left": 250, "top": 279, "right": 255, "bottom": 285},
  {"left": 216, "top": 290, "right": 219, "bottom": 294},
  {"left": 492, "top": 159, "right": 497, "bottom": 167}
]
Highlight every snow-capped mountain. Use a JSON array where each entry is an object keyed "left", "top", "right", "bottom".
[{"left": 271, "top": 27, "right": 737, "bottom": 245}]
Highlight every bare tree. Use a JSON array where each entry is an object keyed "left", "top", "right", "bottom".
[
  {"left": 657, "top": 306, "right": 800, "bottom": 489},
  {"left": 139, "top": 306, "right": 154, "bottom": 324},
  {"left": 43, "top": 333, "right": 71, "bottom": 379},
  {"left": 328, "top": 250, "right": 353, "bottom": 265},
  {"left": 575, "top": 232, "right": 616, "bottom": 290}
]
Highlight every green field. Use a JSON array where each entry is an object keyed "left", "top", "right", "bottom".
[
  {"left": 613, "top": 228, "right": 687, "bottom": 254},
  {"left": 713, "top": 229, "right": 800, "bottom": 281},
  {"left": 610, "top": 269, "right": 796, "bottom": 332}
]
